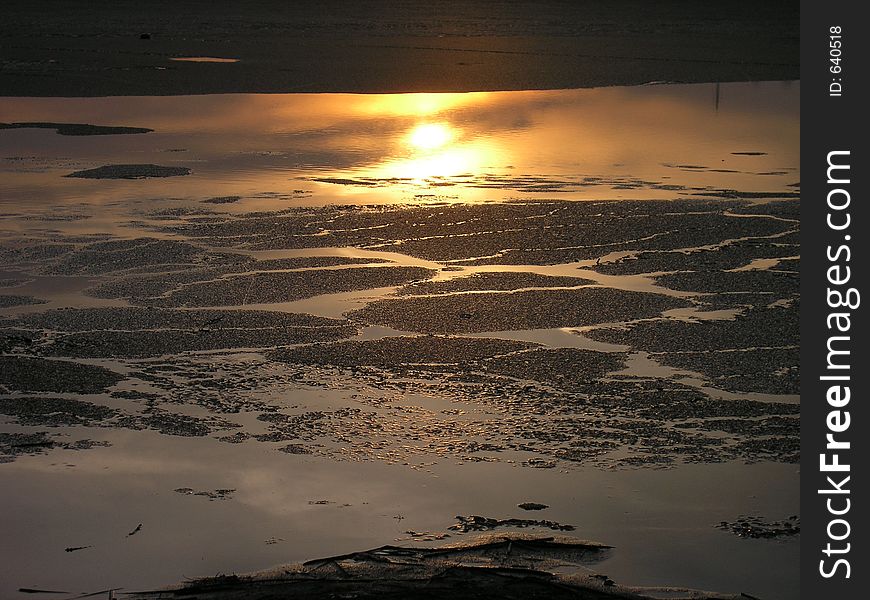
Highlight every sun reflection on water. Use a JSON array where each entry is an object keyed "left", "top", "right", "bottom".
[
  {"left": 358, "top": 92, "right": 493, "bottom": 118},
  {"left": 407, "top": 122, "right": 454, "bottom": 150},
  {"left": 371, "top": 120, "right": 495, "bottom": 183},
  {"left": 0, "top": 83, "right": 799, "bottom": 206}
]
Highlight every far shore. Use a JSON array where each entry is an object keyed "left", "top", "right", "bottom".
[{"left": 2, "top": 0, "right": 798, "bottom": 96}]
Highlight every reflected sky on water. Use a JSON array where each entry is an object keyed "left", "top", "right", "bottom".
[
  {"left": 0, "top": 82, "right": 800, "bottom": 600},
  {"left": 1, "top": 81, "right": 798, "bottom": 209}
]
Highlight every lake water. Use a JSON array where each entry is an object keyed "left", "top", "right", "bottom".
[{"left": 1, "top": 82, "right": 799, "bottom": 599}]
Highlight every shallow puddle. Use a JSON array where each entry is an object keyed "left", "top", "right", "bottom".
[{"left": 0, "top": 431, "right": 798, "bottom": 599}]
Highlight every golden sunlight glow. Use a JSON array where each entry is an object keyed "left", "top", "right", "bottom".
[
  {"left": 369, "top": 120, "right": 488, "bottom": 183},
  {"left": 408, "top": 122, "right": 454, "bottom": 150},
  {"left": 359, "top": 92, "right": 491, "bottom": 118},
  {"left": 390, "top": 148, "right": 476, "bottom": 180}
]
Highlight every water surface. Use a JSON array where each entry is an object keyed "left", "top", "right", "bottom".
[{"left": 0, "top": 82, "right": 799, "bottom": 599}]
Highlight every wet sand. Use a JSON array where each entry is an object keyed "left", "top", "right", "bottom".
[
  {"left": 1, "top": 195, "right": 799, "bottom": 597},
  {"left": 2, "top": 0, "right": 798, "bottom": 96}
]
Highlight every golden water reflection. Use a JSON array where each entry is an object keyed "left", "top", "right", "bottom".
[
  {"left": 0, "top": 83, "right": 799, "bottom": 208},
  {"left": 407, "top": 122, "right": 455, "bottom": 151}
]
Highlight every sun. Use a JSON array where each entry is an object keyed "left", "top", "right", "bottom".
[{"left": 407, "top": 122, "right": 454, "bottom": 150}]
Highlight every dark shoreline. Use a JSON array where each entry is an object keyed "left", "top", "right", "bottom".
[{"left": 2, "top": 0, "right": 798, "bottom": 96}]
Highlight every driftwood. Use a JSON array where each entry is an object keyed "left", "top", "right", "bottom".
[{"left": 124, "top": 534, "right": 758, "bottom": 600}]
